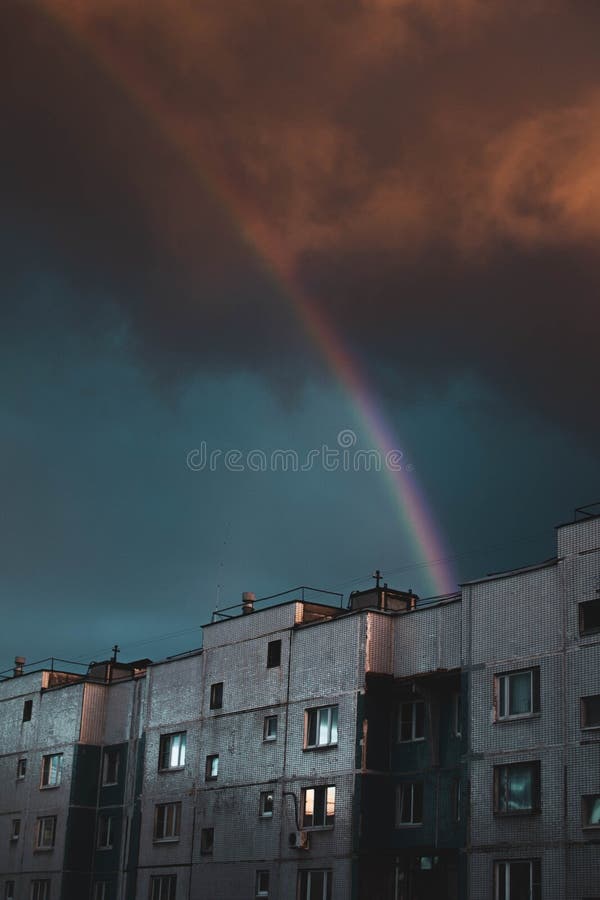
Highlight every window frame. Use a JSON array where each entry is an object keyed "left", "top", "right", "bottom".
[
  {"left": 453, "top": 692, "right": 462, "bottom": 737},
  {"left": 205, "top": 754, "right": 219, "bottom": 781},
  {"left": 452, "top": 778, "right": 462, "bottom": 822},
  {"left": 40, "top": 753, "right": 62, "bottom": 789},
  {"left": 153, "top": 802, "right": 182, "bottom": 843},
  {"left": 22, "top": 699, "right": 33, "bottom": 723},
  {"left": 259, "top": 790, "right": 275, "bottom": 819},
  {"left": 301, "top": 784, "right": 336, "bottom": 829},
  {"left": 5, "top": 882, "right": 15, "bottom": 900},
  {"left": 102, "top": 748, "right": 120, "bottom": 786},
  {"left": 200, "top": 827, "right": 214, "bottom": 855},
  {"left": 494, "top": 858, "right": 541, "bottom": 900},
  {"left": 579, "top": 598, "right": 600, "bottom": 636},
  {"left": 495, "top": 668, "right": 539, "bottom": 722},
  {"left": 266, "top": 639, "right": 281, "bottom": 668},
  {"left": 149, "top": 874, "right": 176, "bottom": 900},
  {"left": 263, "top": 715, "right": 278, "bottom": 742},
  {"left": 396, "top": 781, "right": 424, "bottom": 826},
  {"left": 30, "top": 881, "right": 50, "bottom": 900},
  {"left": 96, "top": 813, "right": 114, "bottom": 850},
  {"left": 255, "top": 869, "right": 270, "bottom": 898},
  {"left": 93, "top": 882, "right": 108, "bottom": 900},
  {"left": 158, "top": 731, "right": 186, "bottom": 772},
  {"left": 297, "top": 869, "right": 332, "bottom": 900},
  {"left": 35, "top": 816, "right": 57, "bottom": 851},
  {"left": 582, "top": 794, "right": 600, "bottom": 830},
  {"left": 494, "top": 761, "right": 541, "bottom": 816},
  {"left": 581, "top": 694, "right": 600, "bottom": 730},
  {"left": 397, "top": 700, "right": 426, "bottom": 742},
  {"left": 304, "top": 705, "right": 338, "bottom": 749},
  {"left": 10, "top": 818, "right": 21, "bottom": 841},
  {"left": 210, "top": 682, "right": 223, "bottom": 710},
  {"left": 16, "top": 758, "right": 26, "bottom": 781}
]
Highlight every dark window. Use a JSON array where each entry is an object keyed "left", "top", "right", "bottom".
[
  {"left": 102, "top": 749, "right": 120, "bottom": 785},
  {"left": 582, "top": 795, "right": 600, "bottom": 829},
  {"left": 255, "top": 870, "right": 270, "bottom": 897},
  {"left": 396, "top": 782, "right": 424, "bottom": 825},
  {"left": 97, "top": 814, "right": 114, "bottom": 850},
  {"left": 305, "top": 706, "right": 338, "bottom": 748},
  {"left": 494, "top": 859, "right": 541, "bottom": 900},
  {"left": 494, "top": 762, "right": 540, "bottom": 815},
  {"left": 16, "top": 758, "right": 26, "bottom": 780},
  {"left": 40, "top": 754, "right": 62, "bottom": 788},
  {"left": 93, "top": 883, "right": 108, "bottom": 900},
  {"left": 22, "top": 700, "right": 32, "bottom": 722},
  {"left": 263, "top": 715, "right": 278, "bottom": 741},
  {"left": 11, "top": 819, "right": 20, "bottom": 841},
  {"left": 267, "top": 640, "right": 281, "bottom": 668},
  {"left": 158, "top": 732, "right": 186, "bottom": 771},
  {"left": 30, "top": 881, "right": 50, "bottom": 900},
  {"left": 259, "top": 791, "right": 274, "bottom": 818},
  {"left": 149, "top": 875, "right": 176, "bottom": 900},
  {"left": 210, "top": 682, "right": 223, "bottom": 710},
  {"left": 200, "top": 827, "right": 214, "bottom": 855},
  {"left": 154, "top": 803, "right": 181, "bottom": 841},
  {"left": 452, "top": 779, "right": 461, "bottom": 822},
  {"left": 580, "top": 599, "right": 600, "bottom": 636},
  {"left": 205, "top": 754, "right": 219, "bottom": 781},
  {"left": 301, "top": 786, "right": 335, "bottom": 828},
  {"left": 5, "top": 882, "right": 15, "bottom": 900},
  {"left": 398, "top": 701, "right": 425, "bottom": 741},
  {"left": 453, "top": 692, "right": 462, "bottom": 737},
  {"left": 495, "top": 668, "right": 540, "bottom": 720},
  {"left": 297, "top": 869, "right": 332, "bottom": 900},
  {"left": 581, "top": 695, "right": 600, "bottom": 729}
]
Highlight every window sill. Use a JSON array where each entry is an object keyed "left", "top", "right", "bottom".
[
  {"left": 396, "top": 737, "right": 425, "bottom": 744},
  {"left": 263, "top": 737, "right": 277, "bottom": 743},
  {"left": 302, "top": 825, "right": 334, "bottom": 832},
  {"left": 101, "top": 781, "right": 119, "bottom": 787},
  {"left": 39, "top": 784, "right": 60, "bottom": 791},
  {"left": 158, "top": 767, "right": 185, "bottom": 774},
  {"left": 153, "top": 837, "right": 180, "bottom": 844},
  {"left": 494, "top": 809, "right": 540, "bottom": 817},
  {"left": 494, "top": 712, "right": 540, "bottom": 724},
  {"left": 303, "top": 743, "right": 338, "bottom": 752},
  {"left": 97, "top": 846, "right": 114, "bottom": 852},
  {"left": 395, "top": 823, "right": 423, "bottom": 828},
  {"left": 34, "top": 847, "right": 54, "bottom": 853}
]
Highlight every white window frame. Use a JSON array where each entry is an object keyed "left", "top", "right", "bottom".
[
  {"left": 40, "top": 753, "right": 62, "bottom": 788},
  {"left": 494, "top": 859, "right": 540, "bottom": 900},
  {"left": 396, "top": 782, "right": 424, "bottom": 826},
  {"left": 305, "top": 705, "right": 338, "bottom": 749},
  {"left": 398, "top": 701, "right": 425, "bottom": 742},
  {"left": 263, "top": 715, "right": 278, "bottom": 742},
  {"left": 30, "top": 881, "right": 50, "bottom": 900},
  {"left": 35, "top": 816, "right": 56, "bottom": 850},
  {"left": 301, "top": 785, "right": 336, "bottom": 829},
  {"left": 149, "top": 875, "right": 176, "bottom": 900},
  {"left": 297, "top": 869, "right": 332, "bottom": 900},
  {"left": 158, "top": 732, "right": 186, "bottom": 771},
  {"left": 97, "top": 814, "right": 114, "bottom": 850},
  {"left": 495, "top": 669, "right": 537, "bottom": 721},
  {"left": 154, "top": 802, "right": 181, "bottom": 842},
  {"left": 259, "top": 790, "right": 274, "bottom": 818},
  {"left": 255, "top": 870, "right": 270, "bottom": 898}
]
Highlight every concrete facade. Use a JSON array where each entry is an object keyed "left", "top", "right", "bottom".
[{"left": 1, "top": 512, "right": 598, "bottom": 900}]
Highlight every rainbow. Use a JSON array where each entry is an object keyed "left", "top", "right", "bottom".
[{"left": 36, "top": 2, "right": 456, "bottom": 596}]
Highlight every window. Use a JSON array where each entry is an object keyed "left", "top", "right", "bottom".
[
  {"left": 495, "top": 669, "right": 539, "bottom": 720},
  {"left": 453, "top": 692, "right": 462, "bottom": 737},
  {"left": 301, "top": 785, "right": 335, "bottom": 828},
  {"left": 16, "top": 758, "right": 26, "bottom": 780},
  {"left": 158, "top": 732, "right": 186, "bottom": 771},
  {"left": 35, "top": 816, "right": 56, "bottom": 850},
  {"left": 22, "top": 700, "right": 33, "bottom": 722},
  {"left": 200, "top": 827, "right": 214, "bottom": 855},
  {"left": 102, "top": 748, "right": 120, "bottom": 785},
  {"left": 5, "top": 882, "right": 15, "bottom": 900},
  {"left": 452, "top": 779, "right": 461, "bottom": 822},
  {"left": 154, "top": 802, "right": 181, "bottom": 841},
  {"left": 494, "top": 859, "right": 541, "bottom": 900},
  {"left": 259, "top": 790, "right": 274, "bottom": 818},
  {"left": 149, "top": 875, "right": 176, "bottom": 900},
  {"left": 205, "top": 754, "right": 219, "bottom": 781},
  {"left": 10, "top": 819, "right": 20, "bottom": 841},
  {"left": 581, "top": 694, "right": 600, "bottom": 729},
  {"left": 398, "top": 701, "right": 425, "bottom": 742},
  {"left": 263, "top": 715, "right": 278, "bottom": 741},
  {"left": 396, "top": 782, "right": 423, "bottom": 825},
  {"left": 40, "top": 753, "right": 62, "bottom": 788},
  {"left": 97, "top": 814, "right": 114, "bottom": 849},
  {"left": 30, "top": 881, "right": 50, "bottom": 900},
  {"left": 255, "top": 870, "right": 270, "bottom": 898},
  {"left": 494, "top": 762, "right": 540, "bottom": 815},
  {"left": 580, "top": 598, "right": 600, "bottom": 636},
  {"left": 267, "top": 639, "right": 281, "bottom": 668},
  {"left": 210, "top": 682, "right": 223, "bottom": 710},
  {"left": 305, "top": 705, "right": 338, "bottom": 748},
  {"left": 93, "top": 883, "right": 108, "bottom": 900},
  {"left": 582, "top": 794, "right": 600, "bottom": 829},
  {"left": 297, "top": 869, "right": 332, "bottom": 900}
]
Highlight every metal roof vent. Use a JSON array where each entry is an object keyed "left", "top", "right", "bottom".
[{"left": 242, "top": 591, "right": 256, "bottom": 614}]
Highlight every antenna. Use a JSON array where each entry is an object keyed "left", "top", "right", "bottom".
[{"left": 373, "top": 569, "right": 382, "bottom": 589}]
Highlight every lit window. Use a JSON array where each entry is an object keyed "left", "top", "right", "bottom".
[
  {"left": 398, "top": 701, "right": 425, "bottom": 742},
  {"left": 210, "top": 682, "right": 223, "bottom": 710},
  {"left": 205, "top": 754, "right": 219, "bottom": 781},
  {"left": 582, "top": 795, "right": 600, "bottom": 829},
  {"left": 10, "top": 819, "right": 20, "bottom": 841},
  {"left": 97, "top": 814, "right": 114, "bottom": 850},
  {"left": 581, "top": 695, "right": 600, "bottom": 729},
  {"left": 267, "top": 640, "right": 281, "bottom": 668},
  {"left": 40, "top": 754, "right": 62, "bottom": 788},
  {"left": 494, "top": 859, "right": 541, "bottom": 900},
  {"left": 102, "top": 749, "right": 120, "bottom": 785},
  {"left": 255, "top": 870, "right": 270, "bottom": 898},
  {"left": 200, "top": 827, "right": 214, "bottom": 855},
  {"left": 297, "top": 870, "right": 332, "bottom": 900},
  {"left": 154, "top": 803, "right": 181, "bottom": 842},
  {"left": 259, "top": 791, "right": 274, "bottom": 818},
  {"left": 35, "top": 816, "right": 56, "bottom": 850},
  {"left": 580, "top": 599, "right": 600, "bottom": 636},
  {"left": 16, "top": 758, "right": 26, "bottom": 780},
  {"left": 396, "top": 782, "right": 423, "bottom": 825},
  {"left": 93, "top": 882, "right": 108, "bottom": 900},
  {"left": 263, "top": 715, "right": 278, "bottom": 741},
  {"left": 494, "top": 762, "right": 540, "bottom": 815},
  {"left": 5, "top": 882, "right": 15, "bottom": 900},
  {"left": 302, "top": 785, "right": 335, "bottom": 828},
  {"left": 22, "top": 700, "right": 32, "bottom": 723},
  {"left": 158, "top": 732, "right": 186, "bottom": 771},
  {"left": 495, "top": 669, "right": 539, "bottom": 720},
  {"left": 30, "top": 881, "right": 50, "bottom": 900},
  {"left": 305, "top": 706, "right": 338, "bottom": 748},
  {"left": 149, "top": 875, "right": 176, "bottom": 900}
]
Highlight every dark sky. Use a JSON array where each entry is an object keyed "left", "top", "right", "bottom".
[{"left": 1, "top": 0, "right": 598, "bottom": 670}]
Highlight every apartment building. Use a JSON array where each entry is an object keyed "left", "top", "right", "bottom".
[{"left": 0, "top": 508, "right": 598, "bottom": 900}]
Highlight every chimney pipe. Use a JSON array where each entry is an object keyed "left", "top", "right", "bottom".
[
  {"left": 14, "top": 656, "right": 26, "bottom": 677},
  {"left": 242, "top": 591, "right": 256, "bottom": 614}
]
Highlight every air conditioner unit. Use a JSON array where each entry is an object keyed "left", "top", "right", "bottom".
[{"left": 289, "top": 830, "right": 310, "bottom": 850}]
